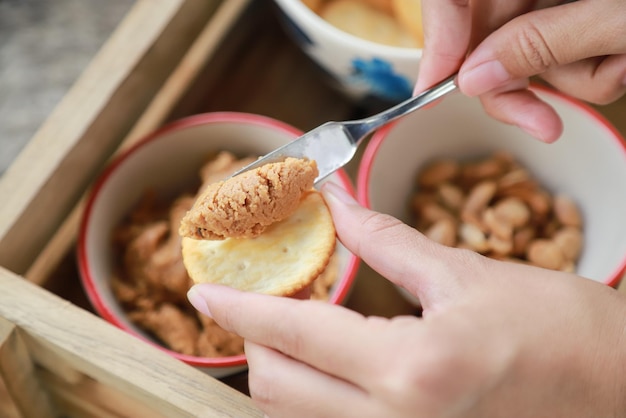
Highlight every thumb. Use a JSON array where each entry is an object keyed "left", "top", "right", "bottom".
[
  {"left": 321, "top": 182, "right": 469, "bottom": 309},
  {"left": 458, "top": 0, "right": 626, "bottom": 97}
]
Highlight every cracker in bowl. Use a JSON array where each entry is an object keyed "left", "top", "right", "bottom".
[
  {"left": 180, "top": 157, "right": 337, "bottom": 296},
  {"left": 319, "top": 0, "right": 418, "bottom": 48}
]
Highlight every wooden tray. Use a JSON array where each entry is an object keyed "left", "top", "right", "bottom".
[
  {"left": 1, "top": 0, "right": 625, "bottom": 416},
  {"left": 0, "top": 0, "right": 416, "bottom": 416}
]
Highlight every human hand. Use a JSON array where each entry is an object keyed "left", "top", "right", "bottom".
[
  {"left": 415, "top": 0, "right": 626, "bottom": 143},
  {"left": 187, "top": 182, "right": 626, "bottom": 418}
]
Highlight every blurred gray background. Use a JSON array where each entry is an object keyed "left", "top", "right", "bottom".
[{"left": 0, "top": 0, "right": 133, "bottom": 176}]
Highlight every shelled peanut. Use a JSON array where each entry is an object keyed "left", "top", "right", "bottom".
[
  {"left": 410, "top": 152, "right": 584, "bottom": 272},
  {"left": 303, "top": 0, "right": 423, "bottom": 48}
]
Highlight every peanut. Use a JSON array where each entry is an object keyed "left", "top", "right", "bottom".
[
  {"left": 411, "top": 193, "right": 437, "bottom": 213},
  {"left": 459, "top": 222, "right": 489, "bottom": 253},
  {"left": 498, "top": 168, "right": 531, "bottom": 190},
  {"left": 461, "top": 180, "right": 497, "bottom": 224},
  {"left": 488, "top": 234, "right": 514, "bottom": 256},
  {"left": 493, "top": 197, "right": 531, "bottom": 228},
  {"left": 554, "top": 194, "right": 583, "bottom": 227},
  {"left": 437, "top": 182, "right": 464, "bottom": 212},
  {"left": 527, "top": 239, "right": 565, "bottom": 270},
  {"left": 553, "top": 227, "right": 583, "bottom": 261},
  {"left": 418, "top": 159, "right": 459, "bottom": 188},
  {"left": 425, "top": 218, "right": 457, "bottom": 247},
  {"left": 512, "top": 226, "right": 535, "bottom": 257},
  {"left": 482, "top": 207, "right": 513, "bottom": 240},
  {"left": 419, "top": 201, "right": 455, "bottom": 224},
  {"left": 460, "top": 158, "right": 505, "bottom": 186}
]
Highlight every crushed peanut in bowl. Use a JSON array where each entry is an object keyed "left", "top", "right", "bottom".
[{"left": 110, "top": 151, "right": 338, "bottom": 358}]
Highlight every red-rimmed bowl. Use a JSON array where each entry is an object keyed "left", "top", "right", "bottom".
[
  {"left": 78, "top": 112, "right": 360, "bottom": 377},
  {"left": 357, "top": 86, "right": 626, "bottom": 304}
]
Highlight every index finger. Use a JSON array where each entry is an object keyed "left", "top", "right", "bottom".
[
  {"left": 414, "top": 0, "right": 472, "bottom": 93},
  {"left": 187, "top": 284, "right": 400, "bottom": 385}
]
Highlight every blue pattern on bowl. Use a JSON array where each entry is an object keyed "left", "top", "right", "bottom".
[
  {"left": 273, "top": 2, "right": 415, "bottom": 103},
  {"left": 351, "top": 57, "right": 413, "bottom": 102}
]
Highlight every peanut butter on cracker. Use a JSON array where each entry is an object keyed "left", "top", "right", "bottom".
[
  {"left": 179, "top": 156, "right": 338, "bottom": 296},
  {"left": 179, "top": 157, "right": 318, "bottom": 240}
]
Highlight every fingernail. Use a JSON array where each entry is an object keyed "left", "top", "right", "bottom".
[
  {"left": 460, "top": 60, "right": 511, "bottom": 96},
  {"left": 321, "top": 181, "right": 358, "bottom": 206},
  {"left": 518, "top": 122, "right": 559, "bottom": 143},
  {"left": 517, "top": 122, "right": 545, "bottom": 142},
  {"left": 187, "top": 286, "right": 213, "bottom": 318}
]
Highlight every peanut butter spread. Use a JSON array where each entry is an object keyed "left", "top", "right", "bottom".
[{"left": 179, "top": 157, "right": 318, "bottom": 240}]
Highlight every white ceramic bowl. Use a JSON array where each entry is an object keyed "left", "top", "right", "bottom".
[
  {"left": 358, "top": 86, "right": 626, "bottom": 304},
  {"left": 78, "top": 112, "right": 360, "bottom": 377},
  {"left": 273, "top": 0, "right": 422, "bottom": 103}
]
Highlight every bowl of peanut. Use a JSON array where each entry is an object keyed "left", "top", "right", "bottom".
[
  {"left": 272, "top": 0, "right": 423, "bottom": 103},
  {"left": 357, "top": 85, "right": 626, "bottom": 305},
  {"left": 77, "top": 112, "right": 360, "bottom": 377}
]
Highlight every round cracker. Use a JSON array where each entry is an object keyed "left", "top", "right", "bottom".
[
  {"left": 182, "top": 191, "right": 336, "bottom": 296},
  {"left": 391, "top": 0, "right": 424, "bottom": 48},
  {"left": 320, "top": 0, "right": 417, "bottom": 48}
]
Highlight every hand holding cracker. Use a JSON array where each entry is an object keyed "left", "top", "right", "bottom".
[{"left": 187, "top": 182, "right": 626, "bottom": 417}]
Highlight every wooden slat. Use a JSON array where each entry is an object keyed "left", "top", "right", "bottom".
[
  {"left": 0, "top": 319, "right": 56, "bottom": 417},
  {"left": 0, "top": 0, "right": 223, "bottom": 276},
  {"left": 38, "top": 369, "right": 166, "bottom": 418},
  {"left": 121, "top": 0, "right": 254, "bottom": 149},
  {"left": 26, "top": 333, "right": 85, "bottom": 385},
  {"left": 0, "top": 267, "right": 262, "bottom": 417},
  {"left": 0, "top": 376, "right": 20, "bottom": 418}
]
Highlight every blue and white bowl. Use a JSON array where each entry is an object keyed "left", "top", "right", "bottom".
[{"left": 273, "top": 0, "right": 422, "bottom": 104}]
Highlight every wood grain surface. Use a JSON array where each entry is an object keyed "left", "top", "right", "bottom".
[{"left": 0, "top": 267, "right": 262, "bottom": 417}]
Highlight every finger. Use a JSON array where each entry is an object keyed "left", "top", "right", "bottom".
[
  {"left": 459, "top": 0, "right": 626, "bottom": 97},
  {"left": 245, "top": 341, "right": 374, "bottom": 418},
  {"left": 414, "top": 0, "right": 564, "bottom": 94},
  {"left": 479, "top": 83, "right": 564, "bottom": 143},
  {"left": 188, "top": 284, "right": 399, "bottom": 385},
  {"left": 540, "top": 54, "right": 626, "bottom": 104},
  {"left": 321, "top": 182, "right": 472, "bottom": 307},
  {"left": 414, "top": 0, "right": 472, "bottom": 94}
]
